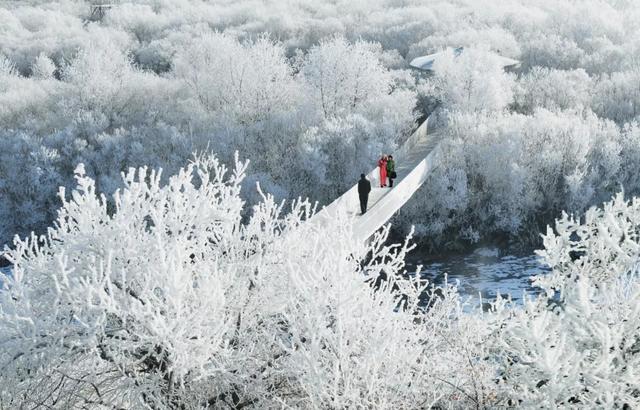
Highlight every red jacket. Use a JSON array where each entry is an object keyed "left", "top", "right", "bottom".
[{"left": 378, "top": 159, "right": 388, "bottom": 185}]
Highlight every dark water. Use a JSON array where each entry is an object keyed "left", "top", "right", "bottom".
[
  {"left": 406, "top": 247, "right": 549, "bottom": 305},
  {"left": 0, "top": 266, "right": 10, "bottom": 287}
]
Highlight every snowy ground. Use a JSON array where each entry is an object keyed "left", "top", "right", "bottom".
[{"left": 406, "top": 247, "right": 548, "bottom": 306}]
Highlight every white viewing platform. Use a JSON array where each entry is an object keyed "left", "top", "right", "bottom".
[
  {"left": 309, "top": 117, "right": 444, "bottom": 242},
  {"left": 409, "top": 47, "right": 521, "bottom": 72}
]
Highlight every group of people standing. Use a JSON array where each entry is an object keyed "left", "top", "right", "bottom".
[
  {"left": 357, "top": 154, "right": 397, "bottom": 215},
  {"left": 378, "top": 155, "right": 396, "bottom": 188}
]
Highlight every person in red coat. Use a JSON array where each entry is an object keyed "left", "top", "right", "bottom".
[{"left": 378, "top": 155, "right": 388, "bottom": 187}]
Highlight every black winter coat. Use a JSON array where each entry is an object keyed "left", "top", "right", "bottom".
[{"left": 358, "top": 178, "right": 371, "bottom": 195}]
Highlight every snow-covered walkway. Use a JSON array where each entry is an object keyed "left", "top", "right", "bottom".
[{"left": 310, "top": 118, "right": 444, "bottom": 242}]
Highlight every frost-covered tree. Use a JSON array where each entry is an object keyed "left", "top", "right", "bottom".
[
  {"left": 173, "top": 33, "right": 302, "bottom": 124},
  {"left": 301, "top": 37, "right": 393, "bottom": 119},
  {"left": 0, "top": 54, "right": 17, "bottom": 77},
  {"left": 61, "top": 41, "right": 171, "bottom": 134},
  {"left": 592, "top": 67, "right": 640, "bottom": 124},
  {"left": 0, "top": 31, "right": 418, "bottom": 247},
  {"left": 513, "top": 67, "right": 592, "bottom": 114},
  {"left": 31, "top": 52, "right": 56, "bottom": 79},
  {"left": 492, "top": 193, "right": 640, "bottom": 407},
  {"left": 2, "top": 0, "right": 640, "bottom": 249},
  {"left": 421, "top": 47, "right": 516, "bottom": 113},
  {"left": 395, "top": 109, "right": 628, "bottom": 248},
  {"left": 0, "top": 154, "right": 497, "bottom": 408}
]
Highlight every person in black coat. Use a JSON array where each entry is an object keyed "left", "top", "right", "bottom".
[{"left": 357, "top": 173, "right": 372, "bottom": 215}]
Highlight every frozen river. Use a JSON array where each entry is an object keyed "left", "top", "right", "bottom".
[{"left": 405, "top": 247, "right": 549, "bottom": 306}]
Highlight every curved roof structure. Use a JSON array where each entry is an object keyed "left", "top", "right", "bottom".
[{"left": 409, "top": 47, "right": 520, "bottom": 71}]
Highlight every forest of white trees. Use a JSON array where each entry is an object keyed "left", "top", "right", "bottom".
[
  {"left": 1, "top": 0, "right": 640, "bottom": 408},
  {"left": 1, "top": 155, "right": 638, "bottom": 408},
  {"left": 1, "top": 0, "right": 640, "bottom": 248}
]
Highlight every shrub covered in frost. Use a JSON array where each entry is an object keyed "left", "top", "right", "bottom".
[
  {"left": 3, "top": 0, "right": 640, "bottom": 250},
  {"left": 490, "top": 193, "right": 640, "bottom": 407},
  {"left": 396, "top": 110, "right": 640, "bottom": 249},
  {"left": 1, "top": 155, "right": 640, "bottom": 408},
  {"left": 0, "top": 33, "right": 414, "bottom": 246},
  {"left": 0, "top": 155, "right": 496, "bottom": 409}
]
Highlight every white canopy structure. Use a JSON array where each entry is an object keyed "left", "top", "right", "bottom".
[{"left": 409, "top": 47, "right": 520, "bottom": 71}]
